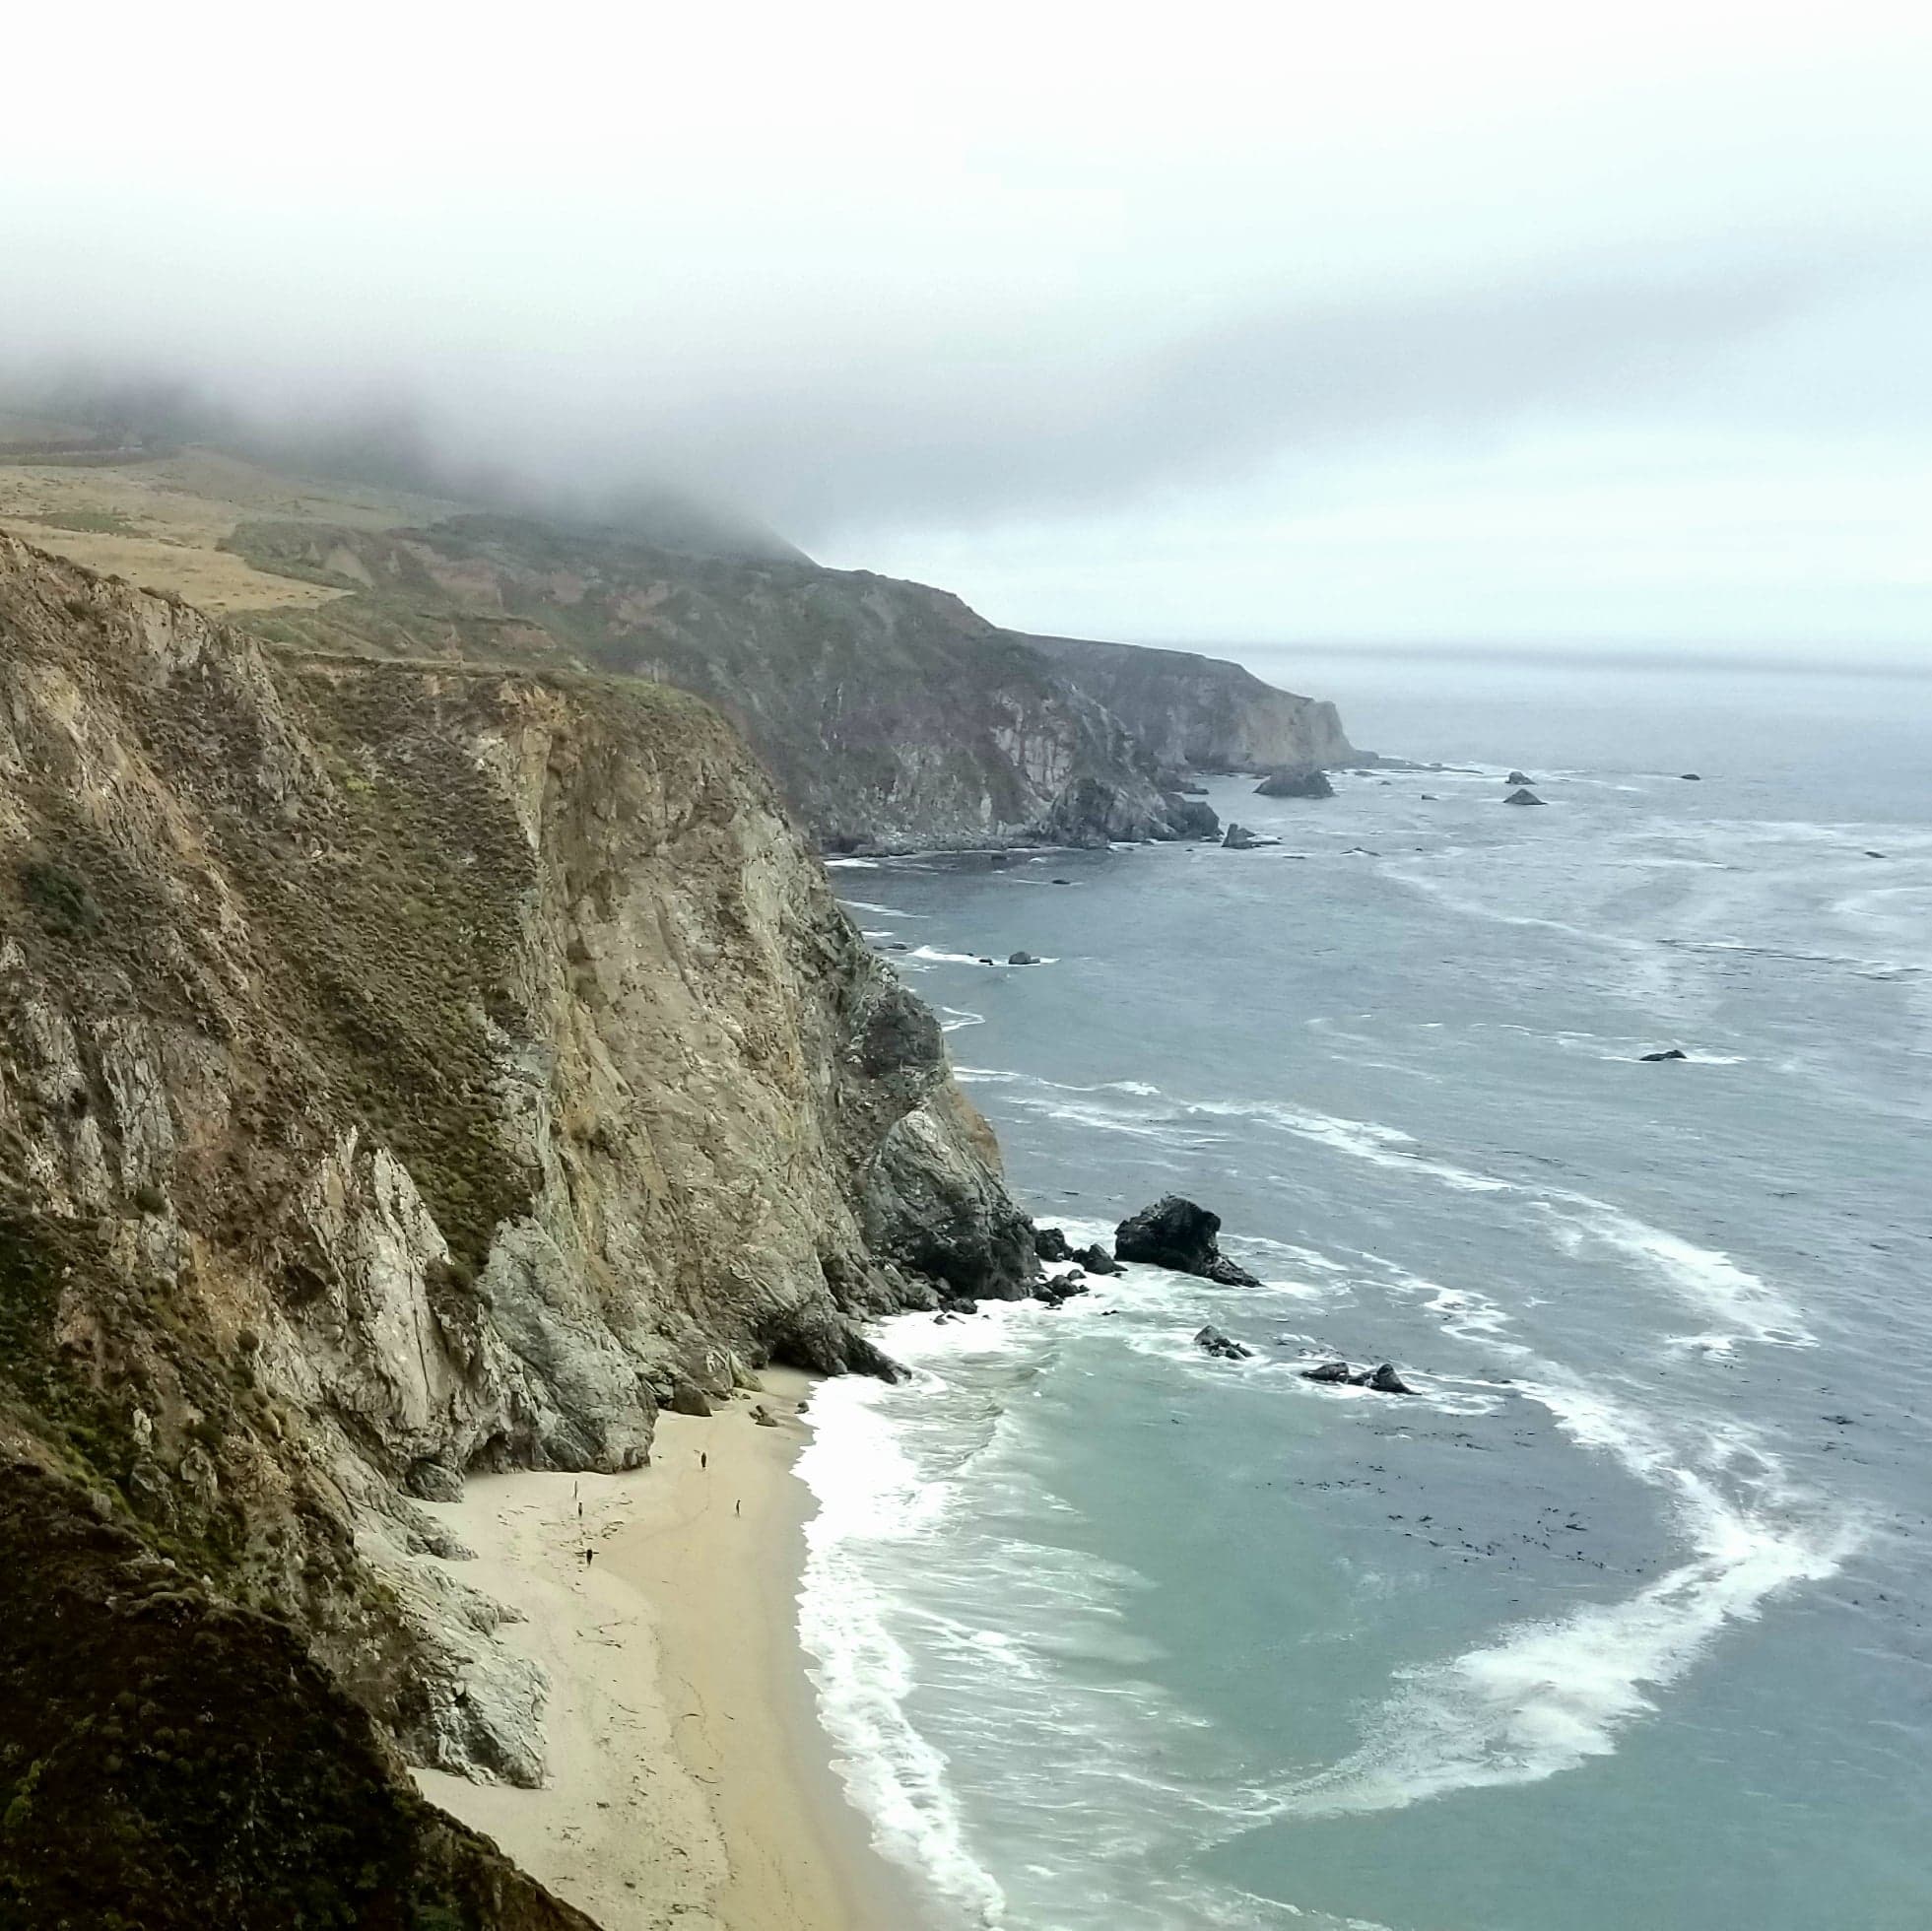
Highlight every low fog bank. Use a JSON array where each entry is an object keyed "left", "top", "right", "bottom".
[{"left": 0, "top": 366, "right": 807, "bottom": 565}]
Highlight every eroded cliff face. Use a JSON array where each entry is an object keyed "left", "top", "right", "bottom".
[
  {"left": 0, "top": 534, "right": 1034, "bottom": 1911},
  {"left": 1028, "top": 633, "right": 1358, "bottom": 773},
  {"left": 227, "top": 516, "right": 1202, "bottom": 850}
]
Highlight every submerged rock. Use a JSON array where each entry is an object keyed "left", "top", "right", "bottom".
[
  {"left": 1680, "top": 772, "right": 1702, "bottom": 781},
  {"left": 1504, "top": 787, "right": 1546, "bottom": 807},
  {"left": 1195, "top": 1324, "right": 1254, "bottom": 1362},
  {"left": 1253, "top": 766, "right": 1335, "bottom": 800},
  {"left": 1639, "top": 1047, "right": 1689, "bottom": 1062},
  {"left": 1114, "top": 1196, "right": 1262, "bottom": 1287}
]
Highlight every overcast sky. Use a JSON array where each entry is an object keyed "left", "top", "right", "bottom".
[{"left": 7, "top": 1, "right": 1931, "bottom": 657}]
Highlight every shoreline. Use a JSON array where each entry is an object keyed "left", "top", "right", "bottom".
[{"left": 413, "top": 1370, "right": 927, "bottom": 1931}]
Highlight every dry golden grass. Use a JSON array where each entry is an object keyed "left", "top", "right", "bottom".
[{"left": 0, "top": 436, "right": 462, "bottom": 612}]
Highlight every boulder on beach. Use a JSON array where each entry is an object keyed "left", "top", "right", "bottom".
[
  {"left": 1506, "top": 770, "right": 1533, "bottom": 786},
  {"left": 1008, "top": 951, "right": 1041, "bottom": 966},
  {"left": 1114, "top": 1196, "right": 1261, "bottom": 1287},
  {"left": 1253, "top": 766, "right": 1335, "bottom": 800},
  {"left": 1504, "top": 787, "right": 1546, "bottom": 807},
  {"left": 1033, "top": 1225, "right": 1073, "bottom": 1263},
  {"left": 1639, "top": 1047, "right": 1689, "bottom": 1062},
  {"left": 1195, "top": 1324, "right": 1254, "bottom": 1362}
]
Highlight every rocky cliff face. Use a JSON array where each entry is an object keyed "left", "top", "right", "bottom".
[
  {"left": 228, "top": 516, "right": 1205, "bottom": 851},
  {"left": 0, "top": 534, "right": 1035, "bottom": 1916},
  {"left": 1027, "top": 633, "right": 1357, "bottom": 772}
]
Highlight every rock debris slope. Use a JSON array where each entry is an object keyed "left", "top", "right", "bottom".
[{"left": 0, "top": 532, "right": 1034, "bottom": 1920}]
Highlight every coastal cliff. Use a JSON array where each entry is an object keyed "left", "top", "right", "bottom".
[
  {"left": 225, "top": 516, "right": 1203, "bottom": 851},
  {"left": 0, "top": 534, "right": 1033, "bottom": 1922},
  {"left": 1027, "top": 633, "right": 1358, "bottom": 773}
]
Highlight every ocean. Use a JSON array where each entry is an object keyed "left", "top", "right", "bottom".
[{"left": 805, "top": 652, "right": 1932, "bottom": 1931}]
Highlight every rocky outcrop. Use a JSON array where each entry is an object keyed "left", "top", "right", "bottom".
[
  {"left": 1222, "top": 823, "right": 1280, "bottom": 850},
  {"left": 226, "top": 518, "right": 1227, "bottom": 852},
  {"left": 1253, "top": 766, "right": 1335, "bottom": 800},
  {"left": 1114, "top": 1197, "right": 1261, "bottom": 1286},
  {"left": 1299, "top": 1359, "right": 1417, "bottom": 1394},
  {"left": 1028, "top": 633, "right": 1357, "bottom": 773},
  {"left": 1194, "top": 1324, "right": 1253, "bottom": 1361},
  {"left": 0, "top": 533, "right": 1035, "bottom": 1840},
  {"left": 1505, "top": 787, "right": 1546, "bottom": 806},
  {"left": 1639, "top": 1047, "right": 1689, "bottom": 1062}
]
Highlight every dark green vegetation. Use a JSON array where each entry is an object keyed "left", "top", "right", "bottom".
[{"left": 0, "top": 1463, "right": 593, "bottom": 1931}]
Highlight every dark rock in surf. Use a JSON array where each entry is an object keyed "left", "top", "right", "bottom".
[
  {"left": 1506, "top": 770, "right": 1533, "bottom": 786},
  {"left": 1504, "top": 788, "right": 1546, "bottom": 807},
  {"left": 1299, "top": 1360, "right": 1355, "bottom": 1384},
  {"left": 1114, "top": 1196, "right": 1262, "bottom": 1287},
  {"left": 1253, "top": 766, "right": 1335, "bottom": 800},
  {"left": 1639, "top": 1047, "right": 1688, "bottom": 1062},
  {"left": 1680, "top": 772, "right": 1701, "bottom": 781},
  {"left": 1355, "top": 1363, "right": 1416, "bottom": 1395},
  {"left": 1222, "top": 823, "right": 1281, "bottom": 850},
  {"left": 1195, "top": 1325, "right": 1254, "bottom": 1362},
  {"left": 1008, "top": 951, "right": 1041, "bottom": 966},
  {"left": 1033, "top": 1226, "right": 1074, "bottom": 1264},
  {"left": 1077, "top": 1243, "right": 1121, "bottom": 1275},
  {"left": 1161, "top": 791, "right": 1222, "bottom": 839}
]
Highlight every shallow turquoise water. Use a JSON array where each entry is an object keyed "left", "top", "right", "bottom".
[{"left": 805, "top": 660, "right": 1932, "bottom": 1931}]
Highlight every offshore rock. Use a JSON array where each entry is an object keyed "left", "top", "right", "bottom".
[
  {"left": 1222, "top": 823, "right": 1281, "bottom": 850},
  {"left": 1077, "top": 1243, "right": 1121, "bottom": 1275},
  {"left": 1194, "top": 1324, "right": 1254, "bottom": 1361},
  {"left": 1505, "top": 787, "right": 1547, "bottom": 806},
  {"left": 1034, "top": 1226, "right": 1074, "bottom": 1263},
  {"left": 1253, "top": 766, "right": 1335, "bottom": 800},
  {"left": 1114, "top": 1196, "right": 1261, "bottom": 1287},
  {"left": 1639, "top": 1047, "right": 1690, "bottom": 1062}
]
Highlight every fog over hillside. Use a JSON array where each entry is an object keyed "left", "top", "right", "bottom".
[{"left": 5, "top": 2, "right": 1930, "bottom": 654}]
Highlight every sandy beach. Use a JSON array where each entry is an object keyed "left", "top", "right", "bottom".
[{"left": 414, "top": 1371, "right": 920, "bottom": 1931}]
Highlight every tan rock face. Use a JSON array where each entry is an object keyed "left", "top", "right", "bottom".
[{"left": 0, "top": 532, "right": 1033, "bottom": 1787}]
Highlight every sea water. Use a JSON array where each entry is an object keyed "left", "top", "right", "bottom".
[{"left": 802, "top": 654, "right": 1932, "bottom": 1931}]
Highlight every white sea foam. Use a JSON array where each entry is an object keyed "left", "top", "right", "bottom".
[
  {"left": 795, "top": 1332, "right": 1042, "bottom": 1925},
  {"left": 908, "top": 945, "right": 1059, "bottom": 967},
  {"left": 824, "top": 855, "right": 881, "bottom": 868},
  {"left": 940, "top": 1006, "right": 985, "bottom": 1032},
  {"left": 1275, "top": 1370, "right": 1856, "bottom": 1818},
  {"left": 840, "top": 898, "right": 930, "bottom": 918}
]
